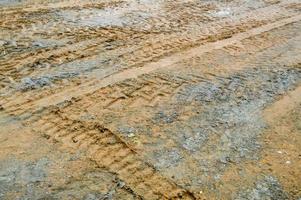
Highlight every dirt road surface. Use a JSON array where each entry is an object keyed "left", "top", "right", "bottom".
[{"left": 1, "top": 0, "right": 301, "bottom": 199}]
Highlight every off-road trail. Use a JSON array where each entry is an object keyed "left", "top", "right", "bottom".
[{"left": 0, "top": 0, "right": 301, "bottom": 199}]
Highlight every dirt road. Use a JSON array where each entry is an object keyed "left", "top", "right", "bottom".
[{"left": 0, "top": 0, "right": 301, "bottom": 199}]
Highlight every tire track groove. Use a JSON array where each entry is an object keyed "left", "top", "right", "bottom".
[{"left": 28, "top": 108, "right": 197, "bottom": 200}]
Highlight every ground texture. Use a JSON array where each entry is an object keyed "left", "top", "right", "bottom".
[{"left": 0, "top": 0, "right": 301, "bottom": 199}]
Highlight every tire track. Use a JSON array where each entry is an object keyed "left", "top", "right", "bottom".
[
  {"left": 27, "top": 108, "right": 197, "bottom": 200},
  {"left": 2, "top": 14, "right": 300, "bottom": 117},
  {"left": 1, "top": 1, "right": 296, "bottom": 81}
]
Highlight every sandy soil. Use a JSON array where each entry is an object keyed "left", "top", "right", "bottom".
[{"left": 0, "top": 0, "right": 301, "bottom": 199}]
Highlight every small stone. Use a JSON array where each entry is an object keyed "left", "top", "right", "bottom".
[{"left": 128, "top": 133, "right": 135, "bottom": 138}]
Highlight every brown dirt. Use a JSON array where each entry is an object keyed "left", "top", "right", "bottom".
[{"left": 0, "top": 0, "right": 301, "bottom": 199}]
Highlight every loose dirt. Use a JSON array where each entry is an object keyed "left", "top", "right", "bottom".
[{"left": 0, "top": 0, "right": 301, "bottom": 199}]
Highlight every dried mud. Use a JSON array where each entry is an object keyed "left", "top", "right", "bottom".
[{"left": 0, "top": 0, "right": 301, "bottom": 199}]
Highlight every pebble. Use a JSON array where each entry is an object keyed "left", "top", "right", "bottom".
[{"left": 128, "top": 133, "right": 135, "bottom": 138}]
